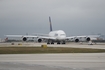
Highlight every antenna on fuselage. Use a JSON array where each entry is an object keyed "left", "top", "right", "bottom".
[{"left": 49, "top": 16, "right": 53, "bottom": 32}]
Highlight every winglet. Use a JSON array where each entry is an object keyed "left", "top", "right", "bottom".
[{"left": 49, "top": 16, "right": 53, "bottom": 31}]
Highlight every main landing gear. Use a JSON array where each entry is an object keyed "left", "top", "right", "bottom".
[
  {"left": 47, "top": 40, "right": 66, "bottom": 45},
  {"left": 47, "top": 42, "right": 54, "bottom": 44},
  {"left": 57, "top": 41, "right": 66, "bottom": 44},
  {"left": 47, "top": 40, "right": 54, "bottom": 44}
]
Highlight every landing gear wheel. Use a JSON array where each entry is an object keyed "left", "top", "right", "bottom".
[
  {"left": 61, "top": 41, "right": 66, "bottom": 44},
  {"left": 51, "top": 42, "right": 54, "bottom": 44},
  {"left": 57, "top": 42, "right": 60, "bottom": 44},
  {"left": 62, "top": 42, "right": 66, "bottom": 44},
  {"left": 47, "top": 42, "right": 50, "bottom": 44}
]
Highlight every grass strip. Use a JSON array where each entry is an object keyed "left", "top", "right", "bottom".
[{"left": 0, "top": 47, "right": 105, "bottom": 54}]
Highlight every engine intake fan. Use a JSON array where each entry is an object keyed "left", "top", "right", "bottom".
[
  {"left": 23, "top": 37, "right": 27, "bottom": 41},
  {"left": 86, "top": 37, "right": 90, "bottom": 41},
  {"left": 75, "top": 39, "right": 79, "bottom": 42},
  {"left": 38, "top": 38, "right": 42, "bottom": 43}
]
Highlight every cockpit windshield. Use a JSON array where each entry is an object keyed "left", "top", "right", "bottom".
[{"left": 60, "top": 34, "right": 65, "bottom": 36}]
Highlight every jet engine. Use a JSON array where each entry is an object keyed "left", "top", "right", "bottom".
[
  {"left": 23, "top": 37, "right": 27, "bottom": 41},
  {"left": 75, "top": 39, "right": 79, "bottom": 42},
  {"left": 86, "top": 37, "right": 90, "bottom": 41},
  {"left": 38, "top": 38, "right": 42, "bottom": 43}
]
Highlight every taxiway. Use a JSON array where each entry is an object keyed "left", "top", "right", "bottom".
[
  {"left": 0, "top": 42, "right": 105, "bottom": 70},
  {"left": 0, "top": 42, "right": 105, "bottom": 49},
  {"left": 0, "top": 53, "right": 105, "bottom": 70}
]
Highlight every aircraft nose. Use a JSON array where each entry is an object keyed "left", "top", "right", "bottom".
[{"left": 60, "top": 36, "right": 66, "bottom": 39}]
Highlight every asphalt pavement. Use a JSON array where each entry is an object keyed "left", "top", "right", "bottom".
[{"left": 0, "top": 53, "right": 105, "bottom": 70}]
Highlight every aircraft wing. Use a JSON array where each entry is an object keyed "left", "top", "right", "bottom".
[
  {"left": 5, "top": 35, "right": 56, "bottom": 40},
  {"left": 33, "top": 33, "right": 49, "bottom": 36},
  {"left": 5, "top": 35, "right": 38, "bottom": 38},
  {"left": 66, "top": 35, "right": 100, "bottom": 42},
  {"left": 66, "top": 35, "right": 100, "bottom": 39},
  {"left": 5, "top": 35, "right": 23, "bottom": 37},
  {"left": 39, "top": 36, "right": 56, "bottom": 40}
]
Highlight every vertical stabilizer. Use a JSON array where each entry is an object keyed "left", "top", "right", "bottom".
[{"left": 49, "top": 16, "right": 53, "bottom": 31}]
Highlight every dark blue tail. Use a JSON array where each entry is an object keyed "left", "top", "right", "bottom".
[{"left": 49, "top": 16, "right": 52, "bottom": 32}]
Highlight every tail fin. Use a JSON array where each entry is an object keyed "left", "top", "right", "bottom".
[{"left": 49, "top": 16, "right": 53, "bottom": 31}]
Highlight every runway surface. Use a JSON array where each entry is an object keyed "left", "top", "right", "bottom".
[
  {"left": 0, "top": 53, "right": 105, "bottom": 70},
  {"left": 0, "top": 42, "right": 105, "bottom": 49}
]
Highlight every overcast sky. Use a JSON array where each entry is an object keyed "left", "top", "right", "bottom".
[{"left": 0, "top": 0, "right": 105, "bottom": 38}]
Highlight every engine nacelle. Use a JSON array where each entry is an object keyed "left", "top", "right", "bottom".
[
  {"left": 38, "top": 38, "right": 42, "bottom": 43},
  {"left": 75, "top": 39, "right": 79, "bottom": 42},
  {"left": 86, "top": 37, "right": 90, "bottom": 41},
  {"left": 23, "top": 37, "right": 27, "bottom": 41}
]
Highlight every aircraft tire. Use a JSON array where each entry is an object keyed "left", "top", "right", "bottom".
[
  {"left": 51, "top": 42, "right": 54, "bottom": 44},
  {"left": 57, "top": 42, "right": 60, "bottom": 44},
  {"left": 47, "top": 42, "right": 50, "bottom": 44},
  {"left": 62, "top": 42, "right": 66, "bottom": 44}
]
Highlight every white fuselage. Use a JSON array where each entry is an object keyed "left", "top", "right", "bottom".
[{"left": 48, "top": 30, "right": 66, "bottom": 40}]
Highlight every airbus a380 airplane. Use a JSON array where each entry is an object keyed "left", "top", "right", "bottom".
[{"left": 5, "top": 17, "right": 100, "bottom": 44}]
